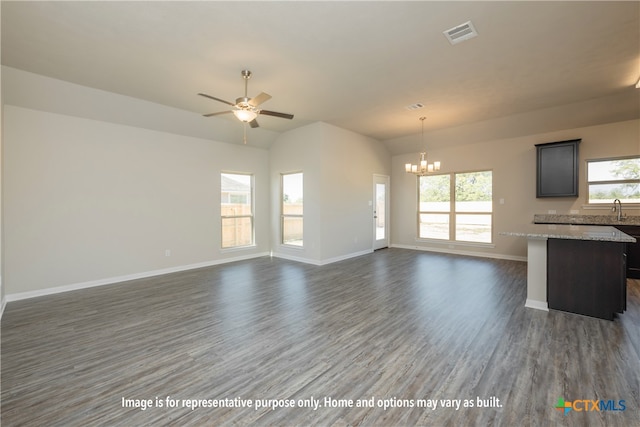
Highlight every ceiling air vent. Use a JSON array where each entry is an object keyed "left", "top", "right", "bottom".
[
  {"left": 405, "top": 103, "right": 424, "bottom": 111},
  {"left": 443, "top": 21, "right": 478, "bottom": 45}
]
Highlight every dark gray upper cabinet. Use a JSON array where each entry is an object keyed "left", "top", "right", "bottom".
[{"left": 535, "top": 139, "right": 580, "bottom": 198}]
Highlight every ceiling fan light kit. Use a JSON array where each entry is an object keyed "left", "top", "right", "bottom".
[
  {"left": 199, "top": 69, "right": 294, "bottom": 143},
  {"left": 405, "top": 117, "right": 441, "bottom": 176},
  {"left": 232, "top": 109, "right": 258, "bottom": 122}
]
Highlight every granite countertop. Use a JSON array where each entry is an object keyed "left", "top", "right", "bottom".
[
  {"left": 534, "top": 214, "right": 640, "bottom": 226},
  {"left": 500, "top": 224, "right": 636, "bottom": 243}
]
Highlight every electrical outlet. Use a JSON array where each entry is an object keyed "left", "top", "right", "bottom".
[
  {"left": 570, "top": 210, "right": 579, "bottom": 214},
  {"left": 548, "top": 210, "right": 557, "bottom": 214},
  {"left": 165, "top": 249, "right": 171, "bottom": 257}
]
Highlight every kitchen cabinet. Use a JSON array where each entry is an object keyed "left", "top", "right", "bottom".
[
  {"left": 535, "top": 139, "right": 580, "bottom": 198},
  {"left": 547, "top": 238, "right": 626, "bottom": 320},
  {"left": 615, "top": 225, "right": 640, "bottom": 279}
]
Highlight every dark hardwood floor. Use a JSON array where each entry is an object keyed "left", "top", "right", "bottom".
[{"left": 2, "top": 248, "right": 639, "bottom": 426}]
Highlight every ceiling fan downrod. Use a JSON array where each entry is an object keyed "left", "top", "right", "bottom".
[{"left": 241, "top": 70, "right": 252, "bottom": 97}]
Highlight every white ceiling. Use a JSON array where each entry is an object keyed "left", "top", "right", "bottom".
[{"left": 2, "top": 1, "right": 639, "bottom": 154}]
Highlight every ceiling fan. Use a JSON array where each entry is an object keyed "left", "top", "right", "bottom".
[{"left": 198, "top": 70, "right": 294, "bottom": 141}]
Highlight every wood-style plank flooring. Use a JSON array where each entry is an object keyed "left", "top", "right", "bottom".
[{"left": 2, "top": 249, "right": 639, "bottom": 426}]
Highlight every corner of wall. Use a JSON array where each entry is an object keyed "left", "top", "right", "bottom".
[{"left": 0, "top": 13, "right": 4, "bottom": 320}]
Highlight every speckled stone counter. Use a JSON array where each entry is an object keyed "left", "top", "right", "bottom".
[
  {"left": 500, "top": 224, "right": 636, "bottom": 243},
  {"left": 534, "top": 214, "right": 640, "bottom": 226}
]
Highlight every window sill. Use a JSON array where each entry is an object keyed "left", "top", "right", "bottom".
[
  {"left": 280, "top": 243, "right": 305, "bottom": 250},
  {"left": 221, "top": 244, "right": 257, "bottom": 253},
  {"left": 582, "top": 203, "right": 640, "bottom": 210}
]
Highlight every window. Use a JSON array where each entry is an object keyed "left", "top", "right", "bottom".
[
  {"left": 419, "top": 170, "right": 492, "bottom": 243},
  {"left": 587, "top": 156, "right": 640, "bottom": 204},
  {"left": 282, "top": 172, "right": 303, "bottom": 246},
  {"left": 419, "top": 174, "right": 450, "bottom": 240},
  {"left": 221, "top": 173, "right": 253, "bottom": 248},
  {"left": 454, "top": 171, "right": 493, "bottom": 243}
]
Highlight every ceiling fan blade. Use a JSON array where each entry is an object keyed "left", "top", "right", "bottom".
[
  {"left": 248, "top": 92, "right": 272, "bottom": 107},
  {"left": 203, "top": 111, "right": 232, "bottom": 117},
  {"left": 198, "top": 93, "right": 235, "bottom": 106},
  {"left": 259, "top": 110, "right": 294, "bottom": 120},
  {"left": 249, "top": 119, "right": 260, "bottom": 128}
]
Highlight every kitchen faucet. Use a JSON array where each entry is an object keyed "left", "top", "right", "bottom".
[{"left": 612, "top": 198, "right": 623, "bottom": 221}]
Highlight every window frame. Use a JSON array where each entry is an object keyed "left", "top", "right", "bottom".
[
  {"left": 417, "top": 173, "right": 452, "bottom": 241},
  {"left": 417, "top": 169, "right": 493, "bottom": 244},
  {"left": 281, "top": 171, "right": 304, "bottom": 247},
  {"left": 585, "top": 155, "right": 640, "bottom": 207},
  {"left": 220, "top": 172, "right": 255, "bottom": 250}
]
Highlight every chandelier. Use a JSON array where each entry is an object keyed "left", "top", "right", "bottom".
[{"left": 405, "top": 117, "right": 441, "bottom": 175}]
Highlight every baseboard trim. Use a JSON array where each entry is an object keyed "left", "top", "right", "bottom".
[
  {"left": 525, "top": 299, "right": 549, "bottom": 312},
  {"left": 6, "top": 252, "right": 270, "bottom": 302},
  {"left": 391, "top": 244, "right": 527, "bottom": 262},
  {"left": 318, "top": 249, "right": 373, "bottom": 266},
  {"left": 271, "top": 252, "right": 322, "bottom": 266}
]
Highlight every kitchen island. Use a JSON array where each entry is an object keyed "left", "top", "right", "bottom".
[
  {"left": 534, "top": 214, "right": 640, "bottom": 278},
  {"left": 500, "top": 224, "right": 636, "bottom": 320}
]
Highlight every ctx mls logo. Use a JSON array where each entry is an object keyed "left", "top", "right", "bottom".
[
  {"left": 554, "top": 397, "right": 626, "bottom": 415},
  {"left": 555, "top": 398, "right": 573, "bottom": 415}
]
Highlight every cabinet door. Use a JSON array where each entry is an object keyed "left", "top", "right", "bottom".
[
  {"left": 535, "top": 139, "right": 580, "bottom": 197},
  {"left": 622, "top": 253, "right": 627, "bottom": 312},
  {"left": 615, "top": 225, "right": 640, "bottom": 279},
  {"left": 547, "top": 238, "right": 624, "bottom": 320}
]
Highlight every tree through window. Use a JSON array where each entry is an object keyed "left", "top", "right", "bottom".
[{"left": 587, "top": 157, "right": 640, "bottom": 204}]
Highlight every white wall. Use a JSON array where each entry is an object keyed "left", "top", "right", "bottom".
[
  {"left": 318, "top": 123, "right": 390, "bottom": 261},
  {"left": 270, "top": 123, "right": 324, "bottom": 262},
  {"left": 0, "top": 9, "right": 4, "bottom": 315},
  {"left": 270, "top": 122, "right": 391, "bottom": 264},
  {"left": 3, "top": 105, "right": 271, "bottom": 296},
  {"left": 391, "top": 119, "right": 640, "bottom": 259}
]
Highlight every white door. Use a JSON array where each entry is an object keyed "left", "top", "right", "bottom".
[{"left": 373, "top": 174, "right": 390, "bottom": 250}]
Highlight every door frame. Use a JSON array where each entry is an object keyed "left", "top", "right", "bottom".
[{"left": 373, "top": 174, "right": 390, "bottom": 250}]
